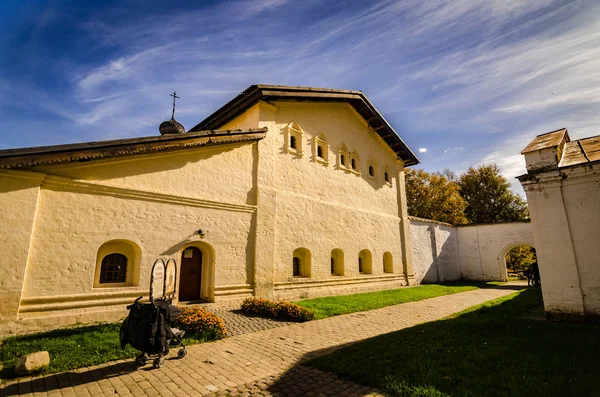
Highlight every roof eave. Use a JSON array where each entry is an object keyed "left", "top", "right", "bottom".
[
  {"left": 0, "top": 128, "right": 267, "bottom": 169},
  {"left": 190, "top": 85, "right": 419, "bottom": 166}
]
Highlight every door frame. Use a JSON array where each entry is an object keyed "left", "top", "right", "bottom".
[{"left": 177, "top": 242, "right": 215, "bottom": 302}]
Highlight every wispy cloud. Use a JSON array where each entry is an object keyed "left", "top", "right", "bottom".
[{"left": 1, "top": 0, "right": 599, "bottom": 196}]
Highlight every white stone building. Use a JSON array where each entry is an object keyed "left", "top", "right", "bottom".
[
  {"left": 0, "top": 85, "right": 420, "bottom": 334},
  {"left": 518, "top": 128, "right": 600, "bottom": 321}
]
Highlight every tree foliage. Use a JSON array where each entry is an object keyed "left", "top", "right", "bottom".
[
  {"left": 458, "top": 164, "right": 529, "bottom": 224},
  {"left": 405, "top": 168, "right": 468, "bottom": 225},
  {"left": 505, "top": 246, "right": 537, "bottom": 272},
  {"left": 405, "top": 164, "right": 529, "bottom": 225}
]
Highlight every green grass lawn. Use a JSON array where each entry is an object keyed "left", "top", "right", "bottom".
[
  {"left": 0, "top": 322, "right": 215, "bottom": 379},
  {"left": 0, "top": 323, "right": 137, "bottom": 378},
  {"left": 297, "top": 283, "right": 483, "bottom": 319},
  {"left": 308, "top": 288, "right": 600, "bottom": 397}
]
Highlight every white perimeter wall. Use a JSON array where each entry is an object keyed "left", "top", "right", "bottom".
[
  {"left": 410, "top": 218, "right": 460, "bottom": 283},
  {"left": 409, "top": 217, "right": 533, "bottom": 283}
]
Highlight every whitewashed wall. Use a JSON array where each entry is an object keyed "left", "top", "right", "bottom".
[
  {"left": 409, "top": 217, "right": 460, "bottom": 283},
  {"left": 456, "top": 223, "right": 534, "bottom": 281},
  {"left": 409, "top": 217, "right": 533, "bottom": 283}
]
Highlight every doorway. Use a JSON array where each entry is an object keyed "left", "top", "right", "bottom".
[{"left": 179, "top": 247, "right": 202, "bottom": 301}]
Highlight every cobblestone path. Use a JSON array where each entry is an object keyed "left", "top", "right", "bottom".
[
  {"left": 1, "top": 285, "right": 524, "bottom": 397},
  {"left": 202, "top": 306, "right": 293, "bottom": 337}
]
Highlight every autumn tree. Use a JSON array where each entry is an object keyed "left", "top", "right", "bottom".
[
  {"left": 458, "top": 164, "right": 529, "bottom": 224},
  {"left": 505, "top": 246, "right": 537, "bottom": 273},
  {"left": 405, "top": 168, "right": 468, "bottom": 225}
]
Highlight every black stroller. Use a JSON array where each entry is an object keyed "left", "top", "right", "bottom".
[{"left": 120, "top": 259, "right": 187, "bottom": 368}]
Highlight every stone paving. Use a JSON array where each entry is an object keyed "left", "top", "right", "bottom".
[
  {"left": 202, "top": 307, "right": 294, "bottom": 337},
  {"left": 0, "top": 284, "right": 524, "bottom": 397}
]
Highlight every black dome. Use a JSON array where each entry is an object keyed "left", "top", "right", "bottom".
[{"left": 159, "top": 118, "right": 185, "bottom": 135}]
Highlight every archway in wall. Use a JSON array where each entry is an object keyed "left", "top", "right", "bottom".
[
  {"left": 293, "top": 247, "right": 312, "bottom": 278},
  {"left": 359, "top": 249, "right": 372, "bottom": 274},
  {"left": 178, "top": 242, "right": 215, "bottom": 302},
  {"left": 331, "top": 249, "right": 344, "bottom": 276},
  {"left": 499, "top": 243, "right": 536, "bottom": 282}
]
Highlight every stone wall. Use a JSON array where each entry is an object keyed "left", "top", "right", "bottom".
[
  {"left": 409, "top": 217, "right": 533, "bottom": 283},
  {"left": 457, "top": 222, "right": 534, "bottom": 281},
  {"left": 409, "top": 217, "right": 460, "bottom": 283}
]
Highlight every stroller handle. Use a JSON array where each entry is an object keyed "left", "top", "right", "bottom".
[{"left": 126, "top": 296, "right": 144, "bottom": 310}]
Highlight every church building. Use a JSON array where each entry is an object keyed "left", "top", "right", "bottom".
[{"left": 0, "top": 85, "right": 419, "bottom": 334}]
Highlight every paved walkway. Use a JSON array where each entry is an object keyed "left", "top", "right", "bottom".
[
  {"left": 202, "top": 307, "right": 293, "bottom": 337},
  {"left": 1, "top": 285, "right": 524, "bottom": 397}
]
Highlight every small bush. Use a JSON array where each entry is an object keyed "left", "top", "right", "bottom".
[
  {"left": 241, "top": 298, "right": 315, "bottom": 322},
  {"left": 174, "top": 307, "right": 226, "bottom": 341}
]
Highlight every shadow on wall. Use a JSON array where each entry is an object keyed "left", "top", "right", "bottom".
[{"left": 411, "top": 220, "right": 460, "bottom": 284}]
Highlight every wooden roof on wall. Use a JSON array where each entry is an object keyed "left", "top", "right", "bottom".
[
  {"left": 0, "top": 128, "right": 267, "bottom": 169},
  {"left": 189, "top": 85, "right": 420, "bottom": 166}
]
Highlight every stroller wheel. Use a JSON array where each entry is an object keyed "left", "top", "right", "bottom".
[
  {"left": 153, "top": 357, "right": 165, "bottom": 368},
  {"left": 135, "top": 355, "right": 147, "bottom": 366},
  {"left": 177, "top": 348, "right": 187, "bottom": 358}
]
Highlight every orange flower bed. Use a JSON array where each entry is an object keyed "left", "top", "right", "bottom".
[
  {"left": 241, "top": 298, "right": 315, "bottom": 322},
  {"left": 174, "top": 307, "right": 226, "bottom": 341}
]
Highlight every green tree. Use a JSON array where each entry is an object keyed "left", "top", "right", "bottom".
[
  {"left": 505, "top": 246, "right": 537, "bottom": 272},
  {"left": 405, "top": 168, "right": 468, "bottom": 225},
  {"left": 458, "top": 164, "right": 529, "bottom": 223}
]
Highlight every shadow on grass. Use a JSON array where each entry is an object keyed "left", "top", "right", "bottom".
[
  {"left": 266, "top": 289, "right": 599, "bottom": 397},
  {"left": 0, "top": 323, "right": 139, "bottom": 380}
]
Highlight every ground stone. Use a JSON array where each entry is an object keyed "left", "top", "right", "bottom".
[{"left": 14, "top": 351, "right": 50, "bottom": 376}]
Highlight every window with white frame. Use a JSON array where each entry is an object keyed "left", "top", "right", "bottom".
[
  {"left": 313, "top": 133, "right": 329, "bottom": 165},
  {"left": 350, "top": 149, "right": 360, "bottom": 174},
  {"left": 367, "top": 155, "right": 377, "bottom": 180},
  {"left": 338, "top": 143, "right": 350, "bottom": 170},
  {"left": 383, "top": 164, "right": 392, "bottom": 185},
  {"left": 284, "top": 121, "right": 304, "bottom": 156}
]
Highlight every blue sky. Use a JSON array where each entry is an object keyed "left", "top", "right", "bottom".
[{"left": 1, "top": 0, "right": 599, "bottom": 192}]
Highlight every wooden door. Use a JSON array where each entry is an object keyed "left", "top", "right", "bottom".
[{"left": 179, "top": 247, "right": 202, "bottom": 301}]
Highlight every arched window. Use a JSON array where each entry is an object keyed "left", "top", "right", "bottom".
[
  {"left": 367, "top": 155, "right": 377, "bottom": 180},
  {"left": 94, "top": 240, "right": 141, "bottom": 287},
  {"left": 331, "top": 249, "right": 344, "bottom": 276},
  {"left": 383, "top": 252, "right": 393, "bottom": 273},
  {"left": 292, "top": 248, "right": 312, "bottom": 278},
  {"left": 284, "top": 121, "right": 304, "bottom": 156},
  {"left": 100, "top": 253, "right": 128, "bottom": 283},
  {"left": 293, "top": 257, "right": 301, "bottom": 277},
  {"left": 359, "top": 249, "right": 372, "bottom": 274},
  {"left": 383, "top": 164, "right": 392, "bottom": 185},
  {"left": 349, "top": 149, "right": 360, "bottom": 174},
  {"left": 313, "top": 133, "right": 329, "bottom": 165}
]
